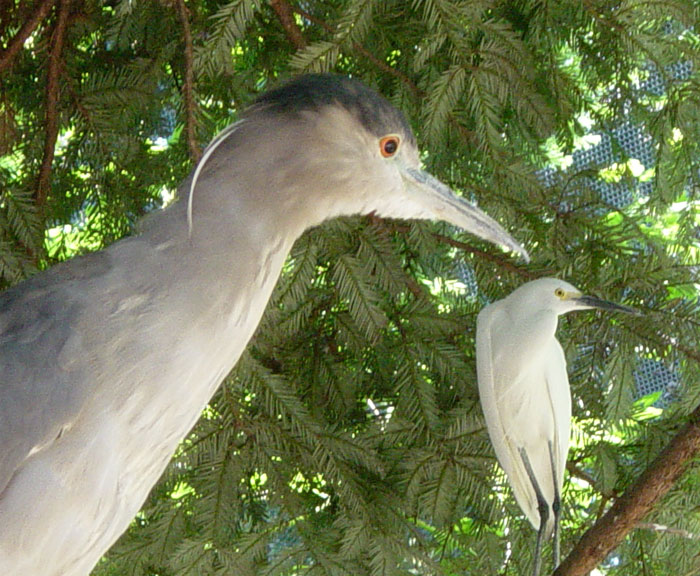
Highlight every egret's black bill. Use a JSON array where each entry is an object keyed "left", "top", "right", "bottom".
[{"left": 576, "top": 295, "right": 641, "bottom": 315}]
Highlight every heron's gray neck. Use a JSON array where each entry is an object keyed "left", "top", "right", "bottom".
[{"left": 123, "top": 195, "right": 296, "bottom": 403}]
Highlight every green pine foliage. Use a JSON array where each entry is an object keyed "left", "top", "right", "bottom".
[{"left": 1, "top": 0, "right": 699, "bottom": 575}]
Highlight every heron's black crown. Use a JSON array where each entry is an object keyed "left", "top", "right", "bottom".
[{"left": 250, "top": 74, "right": 416, "bottom": 146}]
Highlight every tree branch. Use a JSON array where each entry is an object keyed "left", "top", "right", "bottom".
[
  {"left": 0, "top": 0, "right": 56, "bottom": 74},
  {"left": 555, "top": 405, "right": 700, "bottom": 576},
  {"left": 35, "top": 0, "right": 70, "bottom": 208},
  {"left": 269, "top": 0, "right": 306, "bottom": 51},
  {"left": 173, "top": 0, "right": 200, "bottom": 163}
]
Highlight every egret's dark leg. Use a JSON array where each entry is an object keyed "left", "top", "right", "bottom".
[
  {"left": 519, "top": 448, "right": 549, "bottom": 576},
  {"left": 548, "top": 441, "right": 561, "bottom": 568}
]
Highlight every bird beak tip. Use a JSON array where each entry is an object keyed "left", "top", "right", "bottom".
[
  {"left": 577, "top": 295, "right": 641, "bottom": 315},
  {"left": 404, "top": 167, "right": 529, "bottom": 262}
]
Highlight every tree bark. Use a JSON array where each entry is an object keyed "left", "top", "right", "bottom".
[
  {"left": 173, "top": 0, "right": 200, "bottom": 163},
  {"left": 36, "top": 0, "right": 70, "bottom": 208},
  {"left": 269, "top": 0, "right": 306, "bottom": 50},
  {"left": 0, "top": 0, "right": 56, "bottom": 74}
]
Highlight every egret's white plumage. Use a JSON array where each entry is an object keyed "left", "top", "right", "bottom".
[
  {"left": 477, "top": 278, "right": 573, "bottom": 532},
  {"left": 476, "top": 277, "right": 636, "bottom": 575}
]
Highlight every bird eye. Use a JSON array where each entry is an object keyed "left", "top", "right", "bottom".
[
  {"left": 555, "top": 288, "right": 566, "bottom": 298},
  {"left": 379, "top": 135, "right": 400, "bottom": 158}
]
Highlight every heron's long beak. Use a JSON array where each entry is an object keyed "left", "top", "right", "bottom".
[
  {"left": 575, "top": 295, "right": 641, "bottom": 315},
  {"left": 402, "top": 167, "right": 529, "bottom": 262}
]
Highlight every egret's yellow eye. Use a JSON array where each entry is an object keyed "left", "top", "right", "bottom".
[
  {"left": 554, "top": 288, "right": 566, "bottom": 298},
  {"left": 379, "top": 135, "right": 400, "bottom": 157}
]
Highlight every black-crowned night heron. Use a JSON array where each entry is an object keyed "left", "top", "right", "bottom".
[
  {"left": 476, "top": 278, "right": 637, "bottom": 576},
  {"left": 0, "top": 74, "right": 527, "bottom": 575}
]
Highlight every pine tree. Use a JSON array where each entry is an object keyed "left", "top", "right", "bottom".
[{"left": 0, "top": 1, "right": 698, "bottom": 575}]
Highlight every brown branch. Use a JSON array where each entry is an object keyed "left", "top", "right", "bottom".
[
  {"left": 269, "top": 0, "right": 306, "bottom": 51},
  {"left": 0, "top": 0, "right": 56, "bottom": 74},
  {"left": 173, "top": 0, "right": 200, "bottom": 163},
  {"left": 35, "top": 0, "right": 70, "bottom": 208},
  {"left": 555, "top": 405, "right": 700, "bottom": 576}
]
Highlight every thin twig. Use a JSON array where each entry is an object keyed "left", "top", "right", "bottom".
[
  {"left": 636, "top": 522, "right": 700, "bottom": 541},
  {"left": 173, "top": 0, "right": 200, "bottom": 163},
  {"left": 0, "top": 0, "right": 56, "bottom": 74},
  {"left": 555, "top": 405, "right": 700, "bottom": 576},
  {"left": 36, "top": 0, "right": 70, "bottom": 208},
  {"left": 269, "top": 0, "right": 306, "bottom": 50},
  {"left": 566, "top": 461, "right": 618, "bottom": 499}
]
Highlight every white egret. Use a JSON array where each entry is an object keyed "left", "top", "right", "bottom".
[{"left": 476, "top": 278, "right": 637, "bottom": 576}]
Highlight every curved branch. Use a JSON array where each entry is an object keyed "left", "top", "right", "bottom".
[
  {"left": 269, "top": 0, "right": 306, "bottom": 50},
  {"left": 0, "top": 0, "right": 56, "bottom": 74},
  {"left": 36, "top": 0, "right": 70, "bottom": 209},
  {"left": 173, "top": 0, "right": 200, "bottom": 163},
  {"left": 555, "top": 405, "right": 700, "bottom": 576}
]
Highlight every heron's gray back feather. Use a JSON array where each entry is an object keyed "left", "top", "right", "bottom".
[{"left": 0, "top": 251, "right": 113, "bottom": 495}]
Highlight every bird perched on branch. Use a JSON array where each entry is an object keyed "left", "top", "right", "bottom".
[
  {"left": 476, "top": 278, "right": 637, "bottom": 576},
  {"left": 0, "top": 74, "right": 527, "bottom": 576}
]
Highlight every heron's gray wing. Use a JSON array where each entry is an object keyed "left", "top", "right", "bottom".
[
  {"left": 476, "top": 303, "right": 541, "bottom": 529},
  {"left": 0, "top": 250, "right": 112, "bottom": 495}
]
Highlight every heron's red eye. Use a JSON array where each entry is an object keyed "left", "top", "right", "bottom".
[{"left": 379, "top": 136, "right": 400, "bottom": 157}]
